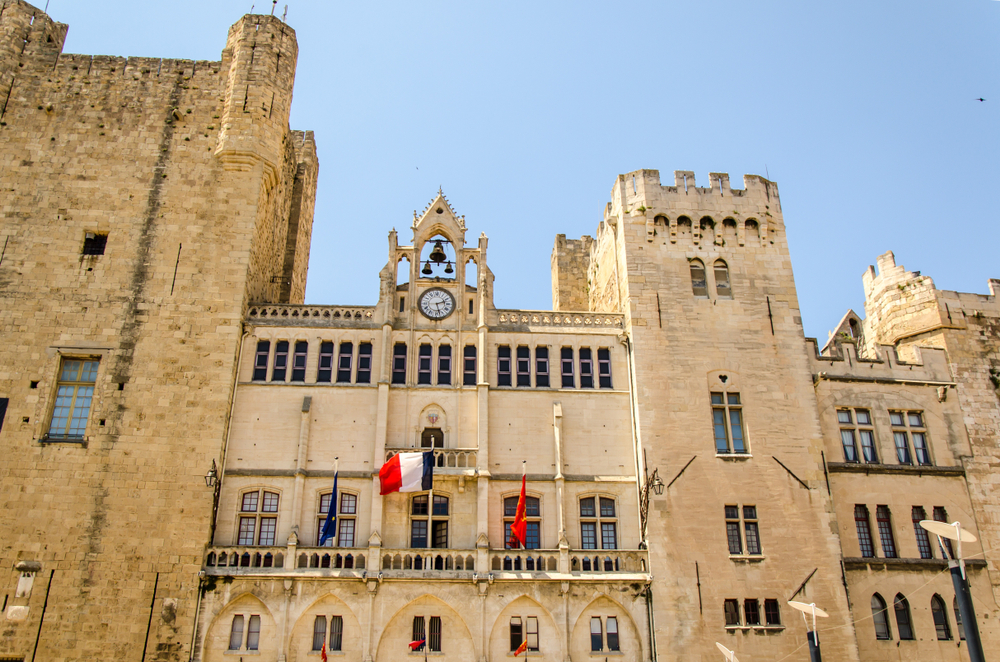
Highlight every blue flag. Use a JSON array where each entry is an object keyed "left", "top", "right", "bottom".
[{"left": 319, "top": 470, "right": 338, "bottom": 546}]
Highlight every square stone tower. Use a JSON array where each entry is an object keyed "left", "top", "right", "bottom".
[{"left": 0, "top": 2, "right": 317, "bottom": 659}]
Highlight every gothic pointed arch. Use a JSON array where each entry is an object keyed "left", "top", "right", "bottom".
[
  {"left": 374, "top": 593, "right": 476, "bottom": 662},
  {"left": 487, "top": 595, "right": 562, "bottom": 661},
  {"left": 287, "top": 592, "right": 363, "bottom": 660},
  {"left": 570, "top": 593, "right": 643, "bottom": 659},
  {"left": 202, "top": 592, "right": 278, "bottom": 662}
]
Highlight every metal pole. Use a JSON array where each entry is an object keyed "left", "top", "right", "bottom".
[
  {"left": 949, "top": 561, "right": 985, "bottom": 662},
  {"left": 807, "top": 631, "right": 822, "bottom": 662}
]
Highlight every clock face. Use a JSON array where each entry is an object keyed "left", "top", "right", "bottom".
[{"left": 418, "top": 288, "right": 455, "bottom": 320}]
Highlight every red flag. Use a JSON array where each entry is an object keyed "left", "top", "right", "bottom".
[
  {"left": 321, "top": 643, "right": 328, "bottom": 662},
  {"left": 514, "top": 640, "right": 528, "bottom": 656},
  {"left": 509, "top": 464, "right": 527, "bottom": 549},
  {"left": 408, "top": 638, "right": 426, "bottom": 651}
]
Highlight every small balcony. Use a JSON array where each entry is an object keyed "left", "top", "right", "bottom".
[{"left": 384, "top": 447, "right": 477, "bottom": 474}]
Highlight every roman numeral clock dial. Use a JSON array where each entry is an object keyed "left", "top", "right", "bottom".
[{"left": 418, "top": 288, "right": 455, "bottom": 320}]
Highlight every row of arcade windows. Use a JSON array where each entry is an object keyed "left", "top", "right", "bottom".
[
  {"left": 497, "top": 346, "right": 612, "bottom": 389},
  {"left": 393, "top": 344, "right": 477, "bottom": 386},
  {"left": 854, "top": 504, "right": 952, "bottom": 559},
  {"left": 838, "top": 408, "right": 933, "bottom": 466},
  {"left": 871, "top": 593, "right": 965, "bottom": 641},
  {"left": 252, "top": 341, "right": 373, "bottom": 384},
  {"left": 690, "top": 259, "right": 731, "bottom": 298},
  {"left": 724, "top": 599, "right": 781, "bottom": 627}
]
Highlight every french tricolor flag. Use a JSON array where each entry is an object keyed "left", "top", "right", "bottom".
[{"left": 379, "top": 451, "right": 435, "bottom": 495}]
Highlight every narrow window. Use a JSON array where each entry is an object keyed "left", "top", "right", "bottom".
[
  {"left": 432, "top": 520, "right": 448, "bottom": 548},
  {"left": 428, "top": 616, "right": 441, "bottom": 652},
  {"left": 561, "top": 348, "right": 575, "bottom": 388},
  {"left": 690, "top": 260, "right": 708, "bottom": 297},
  {"left": 855, "top": 505, "right": 875, "bottom": 558},
  {"left": 526, "top": 616, "right": 539, "bottom": 651},
  {"left": 954, "top": 597, "right": 966, "bottom": 640},
  {"left": 468, "top": 298, "right": 474, "bottom": 315},
  {"left": 437, "top": 344, "right": 452, "bottom": 385},
  {"left": 412, "top": 616, "right": 426, "bottom": 650},
  {"left": 410, "top": 519, "right": 428, "bottom": 548},
  {"left": 743, "top": 506, "right": 761, "bottom": 554},
  {"left": 356, "top": 342, "right": 372, "bottom": 384},
  {"left": 246, "top": 615, "right": 260, "bottom": 650},
  {"left": 399, "top": 295, "right": 405, "bottom": 313},
  {"left": 317, "top": 341, "right": 333, "bottom": 383},
  {"left": 890, "top": 411, "right": 912, "bottom": 464},
  {"left": 579, "top": 348, "right": 594, "bottom": 388},
  {"left": 711, "top": 392, "right": 746, "bottom": 454},
  {"left": 724, "top": 599, "right": 740, "bottom": 626},
  {"left": 516, "top": 347, "right": 531, "bottom": 387},
  {"left": 856, "top": 409, "right": 878, "bottom": 463},
  {"left": 271, "top": 341, "right": 288, "bottom": 381},
  {"left": 913, "top": 506, "right": 932, "bottom": 559},
  {"left": 714, "top": 260, "right": 731, "bottom": 298},
  {"left": 597, "top": 348, "right": 612, "bottom": 388},
  {"left": 463, "top": 346, "right": 477, "bottom": 386},
  {"left": 606, "top": 616, "right": 619, "bottom": 651},
  {"left": 931, "top": 595, "right": 951, "bottom": 640},
  {"left": 417, "top": 344, "right": 432, "bottom": 384},
  {"left": 312, "top": 616, "right": 327, "bottom": 651},
  {"left": 876, "top": 505, "right": 897, "bottom": 558},
  {"left": 82, "top": 232, "right": 108, "bottom": 255},
  {"left": 590, "top": 617, "right": 603, "bottom": 651},
  {"left": 229, "top": 615, "right": 244, "bottom": 650},
  {"left": 535, "top": 347, "right": 549, "bottom": 387},
  {"left": 0, "top": 397, "right": 7, "bottom": 434},
  {"left": 48, "top": 358, "right": 99, "bottom": 440},
  {"left": 253, "top": 341, "right": 270, "bottom": 381},
  {"left": 291, "top": 341, "right": 308, "bottom": 382},
  {"left": 392, "top": 343, "right": 407, "bottom": 384},
  {"left": 510, "top": 617, "right": 523, "bottom": 652},
  {"left": 338, "top": 493, "right": 357, "bottom": 547},
  {"left": 336, "top": 342, "right": 353, "bottom": 383},
  {"left": 933, "top": 507, "right": 954, "bottom": 557},
  {"left": 894, "top": 594, "right": 914, "bottom": 640},
  {"left": 497, "top": 346, "right": 512, "bottom": 386},
  {"left": 744, "top": 599, "right": 761, "bottom": 626},
  {"left": 725, "top": 506, "right": 742, "bottom": 554},
  {"left": 764, "top": 599, "right": 781, "bottom": 625},
  {"left": 872, "top": 594, "right": 891, "bottom": 640},
  {"left": 330, "top": 615, "right": 343, "bottom": 651},
  {"left": 838, "top": 409, "right": 859, "bottom": 462}
]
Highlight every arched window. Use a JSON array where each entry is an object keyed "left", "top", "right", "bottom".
[
  {"left": 504, "top": 495, "right": 540, "bottom": 549},
  {"left": 690, "top": 260, "right": 707, "bottom": 297},
  {"left": 894, "top": 594, "right": 914, "bottom": 640},
  {"left": 931, "top": 594, "right": 951, "bottom": 640},
  {"left": 714, "top": 260, "right": 731, "bottom": 298},
  {"left": 229, "top": 613, "right": 261, "bottom": 651},
  {"left": 871, "top": 593, "right": 891, "bottom": 640}
]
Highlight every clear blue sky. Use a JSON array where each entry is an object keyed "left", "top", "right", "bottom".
[{"left": 51, "top": 0, "right": 999, "bottom": 341}]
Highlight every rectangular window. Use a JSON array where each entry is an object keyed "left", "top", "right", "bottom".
[
  {"left": 839, "top": 423, "right": 859, "bottom": 463},
  {"left": 438, "top": 345, "right": 452, "bottom": 385},
  {"left": 579, "top": 348, "right": 594, "bottom": 388},
  {"left": 744, "top": 599, "right": 761, "bottom": 626},
  {"left": 913, "top": 506, "right": 933, "bottom": 559},
  {"left": 469, "top": 298, "right": 474, "bottom": 315},
  {"left": 725, "top": 505, "right": 742, "bottom": 554},
  {"left": 535, "top": 347, "right": 549, "bottom": 387},
  {"left": 590, "top": 617, "right": 603, "bottom": 651},
  {"left": 337, "top": 342, "right": 353, "bottom": 383},
  {"left": 601, "top": 522, "right": 617, "bottom": 549},
  {"left": 498, "top": 346, "right": 512, "bottom": 386},
  {"left": 229, "top": 615, "right": 244, "bottom": 650},
  {"left": 317, "top": 341, "right": 334, "bottom": 383},
  {"left": 392, "top": 344, "right": 407, "bottom": 384},
  {"left": 764, "top": 599, "right": 781, "bottom": 625},
  {"left": 526, "top": 616, "right": 539, "bottom": 651},
  {"left": 258, "top": 517, "right": 276, "bottom": 546},
  {"left": 291, "top": 341, "right": 308, "bottom": 382},
  {"left": 238, "top": 517, "right": 256, "bottom": 546},
  {"left": 890, "top": 410, "right": 930, "bottom": 465},
  {"left": 893, "top": 430, "right": 912, "bottom": 464},
  {"left": 744, "top": 506, "right": 761, "bottom": 555},
  {"left": 330, "top": 615, "right": 343, "bottom": 651},
  {"left": 246, "top": 615, "right": 260, "bottom": 650},
  {"left": 606, "top": 617, "right": 619, "bottom": 651},
  {"left": 561, "top": 348, "right": 575, "bottom": 388},
  {"left": 934, "top": 506, "right": 954, "bottom": 557},
  {"left": 338, "top": 519, "right": 355, "bottom": 548},
  {"left": 724, "top": 599, "right": 741, "bottom": 626},
  {"left": 463, "top": 346, "right": 477, "bottom": 386},
  {"left": 253, "top": 341, "right": 270, "bottom": 381},
  {"left": 399, "top": 296, "right": 405, "bottom": 313},
  {"left": 598, "top": 348, "right": 612, "bottom": 388},
  {"left": 418, "top": 344, "right": 432, "bottom": 384},
  {"left": 312, "top": 616, "right": 327, "bottom": 651},
  {"left": 48, "top": 359, "right": 99, "bottom": 440},
  {"left": 510, "top": 617, "right": 523, "bottom": 652},
  {"left": 712, "top": 392, "right": 746, "bottom": 454},
  {"left": 876, "top": 505, "right": 896, "bottom": 558},
  {"left": 855, "top": 505, "right": 875, "bottom": 558},
  {"left": 581, "top": 522, "right": 597, "bottom": 550},
  {"left": 412, "top": 617, "right": 425, "bottom": 650},
  {"left": 410, "top": 520, "right": 428, "bottom": 548},
  {"left": 432, "top": 521, "right": 448, "bottom": 549},
  {"left": 428, "top": 616, "right": 441, "bottom": 652},
  {"left": 271, "top": 341, "right": 289, "bottom": 381},
  {"left": 516, "top": 347, "right": 531, "bottom": 387},
  {"left": 357, "top": 342, "right": 372, "bottom": 384},
  {"left": 82, "top": 232, "right": 108, "bottom": 256}
]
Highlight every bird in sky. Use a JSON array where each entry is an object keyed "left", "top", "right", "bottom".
[{"left": 976, "top": 98, "right": 985, "bottom": 102}]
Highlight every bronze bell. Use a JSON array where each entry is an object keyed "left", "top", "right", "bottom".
[
  {"left": 444, "top": 262, "right": 454, "bottom": 275},
  {"left": 428, "top": 240, "right": 447, "bottom": 264},
  {"left": 422, "top": 261, "right": 433, "bottom": 276}
]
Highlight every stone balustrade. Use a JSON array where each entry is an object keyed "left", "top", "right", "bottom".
[
  {"left": 494, "top": 310, "right": 624, "bottom": 329},
  {"left": 379, "top": 549, "right": 477, "bottom": 573},
  {"left": 384, "top": 447, "right": 477, "bottom": 471},
  {"left": 246, "top": 304, "right": 376, "bottom": 327}
]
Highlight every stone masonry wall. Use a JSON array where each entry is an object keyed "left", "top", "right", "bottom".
[
  {"left": 0, "top": 2, "right": 315, "bottom": 660},
  {"left": 549, "top": 233, "right": 592, "bottom": 311}
]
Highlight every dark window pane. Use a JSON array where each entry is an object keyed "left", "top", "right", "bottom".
[
  {"left": 253, "top": 341, "right": 270, "bottom": 381},
  {"left": 581, "top": 522, "right": 597, "bottom": 549},
  {"left": 272, "top": 341, "right": 288, "bottom": 381},
  {"left": 745, "top": 599, "right": 761, "bottom": 626},
  {"left": 877, "top": 506, "right": 897, "bottom": 558},
  {"left": 525, "top": 497, "right": 540, "bottom": 517},
  {"left": 392, "top": 344, "right": 407, "bottom": 384},
  {"left": 913, "top": 506, "right": 933, "bottom": 559},
  {"left": 516, "top": 346, "right": 531, "bottom": 387},
  {"left": 317, "top": 341, "right": 333, "bottom": 383},
  {"left": 725, "top": 505, "right": 739, "bottom": 520},
  {"left": 598, "top": 348, "right": 612, "bottom": 388},
  {"left": 438, "top": 344, "right": 452, "bottom": 385},
  {"left": 764, "top": 599, "right": 781, "bottom": 625},
  {"left": 601, "top": 522, "right": 617, "bottom": 549},
  {"left": 418, "top": 344, "right": 432, "bottom": 384},
  {"left": 872, "top": 594, "right": 891, "bottom": 640},
  {"left": 726, "top": 522, "right": 742, "bottom": 554},
  {"left": 525, "top": 521, "right": 540, "bottom": 550},
  {"left": 498, "top": 346, "right": 512, "bottom": 386},
  {"left": 713, "top": 409, "right": 729, "bottom": 452},
  {"left": 429, "top": 616, "right": 441, "bottom": 652},
  {"left": 931, "top": 595, "right": 951, "bottom": 640},
  {"left": 724, "top": 599, "right": 740, "bottom": 626},
  {"left": 561, "top": 347, "right": 574, "bottom": 388},
  {"left": 82, "top": 233, "right": 108, "bottom": 255},
  {"left": 463, "top": 346, "right": 477, "bottom": 386},
  {"left": 504, "top": 496, "right": 518, "bottom": 517},
  {"left": 894, "top": 594, "right": 913, "bottom": 640},
  {"left": 510, "top": 617, "right": 523, "bottom": 652},
  {"left": 291, "top": 341, "right": 308, "bottom": 382},
  {"left": 600, "top": 498, "right": 615, "bottom": 517},
  {"left": 337, "top": 342, "right": 353, "bottom": 383},
  {"left": 229, "top": 615, "right": 244, "bottom": 650},
  {"left": 432, "top": 521, "right": 448, "bottom": 548},
  {"left": 330, "top": 615, "right": 343, "bottom": 651},
  {"left": 579, "top": 348, "right": 594, "bottom": 388},
  {"left": 356, "top": 343, "right": 372, "bottom": 384},
  {"left": 433, "top": 495, "right": 449, "bottom": 516},
  {"left": 411, "top": 495, "right": 428, "bottom": 515},
  {"left": 410, "top": 520, "right": 427, "bottom": 548},
  {"left": 745, "top": 522, "right": 761, "bottom": 554},
  {"left": 860, "top": 430, "right": 878, "bottom": 463},
  {"left": 580, "top": 497, "right": 595, "bottom": 518},
  {"left": 855, "top": 505, "right": 875, "bottom": 558},
  {"left": 536, "top": 347, "right": 549, "bottom": 387},
  {"left": 412, "top": 617, "right": 425, "bottom": 650},
  {"left": 606, "top": 616, "right": 619, "bottom": 651},
  {"left": 590, "top": 617, "right": 602, "bottom": 651}
]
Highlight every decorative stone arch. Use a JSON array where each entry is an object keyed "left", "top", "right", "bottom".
[
  {"left": 374, "top": 593, "right": 476, "bottom": 662},
  {"left": 487, "top": 595, "right": 562, "bottom": 661},
  {"left": 570, "top": 593, "right": 644, "bottom": 659},
  {"left": 706, "top": 369, "right": 741, "bottom": 394},
  {"left": 202, "top": 592, "right": 278, "bottom": 662},
  {"left": 286, "top": 593, "right": 363, "bottom": 662},
  {"left": 744, "top": 218, "right": 761, "bottom": 246},
  {"left": 416, "top": 403, "right": 448, "bottom": 448},
  {"left": 698, "top": 215, "right": 716, "bottom": 245}
]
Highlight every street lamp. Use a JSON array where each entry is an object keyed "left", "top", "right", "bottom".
[
  {"left": 638, "top": 462, "right": 664, "bottom": 542},
  {"left": 715, "top": 642, "right": 740, "bottom": 662},
  {"left": 920, "top": 519, "right": 985, "bottom": 662},
  {"left": 788, "top": 601, "right": 829, "bottom": 662},
  {"left": 204, "top": 459, "right": 218, "bottom": 487}
]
